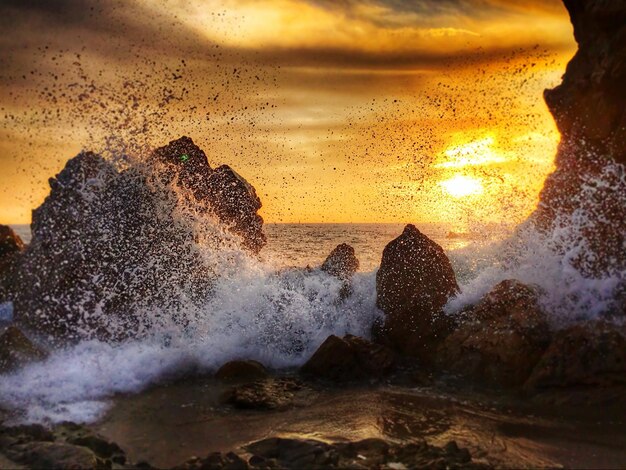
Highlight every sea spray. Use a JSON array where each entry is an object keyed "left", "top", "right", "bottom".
[
  {"left": 0, "top": 264, "right": 379, "bottom": 424},
  {"left": 447, "top": 160, "right": 626, "bottom": 325}
]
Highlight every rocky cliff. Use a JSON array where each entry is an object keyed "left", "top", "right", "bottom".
[{"left": 535, "top": 0, "right": 626, "bottom": 277}]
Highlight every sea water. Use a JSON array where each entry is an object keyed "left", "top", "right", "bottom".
[{"left": 2, "top": 163, "right": 624, "bottom": 425}]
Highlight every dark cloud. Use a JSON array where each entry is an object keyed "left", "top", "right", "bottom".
[{"left": 304, "top": 0, "right": 566, "bottom": 28}]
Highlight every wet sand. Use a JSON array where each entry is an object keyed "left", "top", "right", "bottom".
[{"left": 93, "top": 377, "right": 626, "bottom": 468}]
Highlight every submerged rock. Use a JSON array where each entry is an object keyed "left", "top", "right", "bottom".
[
  {"left": 215, "top": 360, "right": 269, "bottom": 382},
  {"left": 437, "top": 280, "right": 551, "bottom": 388},
  {"left": 222, "top": 378, "right": 310, "bottom": 410},
  {"left": 301, "top": 334, "right": 395, "bottom": 381},
  {"left": 0, "top": 326, "right": 47, "bottom": 373},
  {"left": 375, "top": 224, "right": 458, "bottom": 360},
  {"left": 533, "top": 0, "right": 626, "bottom": 278},
  {"left": 525, "top": 321, "right": 626, "bottom": 393}
]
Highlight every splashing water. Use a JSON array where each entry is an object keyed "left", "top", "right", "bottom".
[
  {"left": 0, "top": 148, "right": 380, "bottom": 424},
  {"left": 448, "top": 160, "right": 626, "bottom": 326},
  {"left": 1, "top": 148, "right": 624, "bottom": 424}
]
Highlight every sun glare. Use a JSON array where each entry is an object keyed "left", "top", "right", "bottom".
[
  {"left": 435, "top": 135, "right": 507, "bottom": 169},
  {"left": 439, "top": 175, "right": 483, "bottom": 198}
]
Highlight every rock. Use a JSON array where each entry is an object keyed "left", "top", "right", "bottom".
[
  {"left": 4, "top": 441, "right": 99, "bottom": 470},
  {"left": 215, "top": 360, "right": 269, "bottom": 382},
  {"left": 0, "top": 422, "right": 132, "bottom": 469},
  {"left": 175, "top": 451, "right": 249, "bottom": 470},
  {"left": 222, "top": 378, "right": 308, "bottom": 410},
  {"left": 321, "top": 244, "right": 359, "bottom": 280},
  {"left": 150, "top": 137, "right": 266, "bottom": 254},
  {"left": 301, "top": 334, "right": 395, "bottom": 381},
  {"left": 375, "top": 224, "right": 458, "bottom": 360},
  {"left": 533, "top": 0, "right": 626, "bottom": 277},
  {"left": 437, "top": 280, "right": 551, "bottom": 388},
  {"left": 525, "top": 321, "right": 626, "bottom": 392},
  {"left": 0, "top": 225, "right": 24, "bottom": 301},
  {"left": 205, "top": 165, "right": 266, "bottom": 254},
  {"left": 238, "top": 437, "right": 489, "bottom": 470},
  {"left": 0, "top": 225, "right": 24, "bottom": 261},
  {"left": 9, "top": 136, "right": 266, "bottom": 341},
  {"left": 0, "top": 326, "right": 47, "bottom": 373}
]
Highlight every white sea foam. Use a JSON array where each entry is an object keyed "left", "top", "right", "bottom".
[{"left": 0, "top": 262, "right": 379, "bottom": 424}]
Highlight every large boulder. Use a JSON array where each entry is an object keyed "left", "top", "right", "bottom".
[
  {"left": 375, "top": 224, "right": 458, "bottom": 360},
  {"left": 8, "top": 137, "right": 266, "bottom": 341},
  {"left": 301, "top": 334, "right": 395, "bottom": 381},
  {"left": 0, "top": 326, "right": 47, "bottom": 373},
  {"left": 437, "top": 280, "right": 551, "bottom": 388},
  {"left": 533, "top": 0, "right": 626, "bottom": 278},
  {"left": 525, "top": 321, "right": 626, "bottom": 393}
]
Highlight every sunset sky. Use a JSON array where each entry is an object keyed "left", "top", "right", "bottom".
[{"left": 0, "top": 0, "right": 576, "bottom": 226}]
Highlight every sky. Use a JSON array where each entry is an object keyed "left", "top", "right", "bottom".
[{"left": 0, "top": 0, "right": 576, "bottom": 226}]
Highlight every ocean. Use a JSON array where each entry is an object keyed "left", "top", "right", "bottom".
[
  {"left": 11, "top": 222, "right": 484, "bottom": 273},
  {"left": 2, "top": 216, "right": 620, "bottom": 425}
]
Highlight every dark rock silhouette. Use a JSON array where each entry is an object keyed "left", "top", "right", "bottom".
[
  {"left": 321, "top": 243, "right": 359, "bottom": 280},
  {"left": 150, "top": 136, "right": 266, "bottom": 253},
  {"left": 534, "top": 0, "right": 626, "bottom": 278},
  {"left": 437, "top": 280, "right": 551, "bottom": 388},
  {"left": 375, "top": 224, "right": 458, "bottom": 360},
  {"left": 301, "top": 334, "right": 395, "bottom": 381},
  {"left": 0, "top": 225, "right": 24, "bottom": 303},
  {"left": 7, "top": 137, "right": 265, "bottom": 341}
]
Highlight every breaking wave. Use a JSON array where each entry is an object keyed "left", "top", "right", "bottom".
[{"left": 0, "top": 152, "right": 624, "bottom": 425}]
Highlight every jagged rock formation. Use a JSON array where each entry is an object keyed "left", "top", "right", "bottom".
[
  {"left": 534, "top": 0, "right": 626, "bottom": 278},
  {"left": 151, "top": 137, "right": 266, "bottom": 253},
  {"left": 5, "top": 137, "right": 266, "bottom": 341},
  {"left": 375, "top": 224, "right": 458, "bottom": 360}
]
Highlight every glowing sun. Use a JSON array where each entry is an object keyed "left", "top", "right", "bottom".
[{"left": 439, "top": 174, "right": 483, "bottom": 198}]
